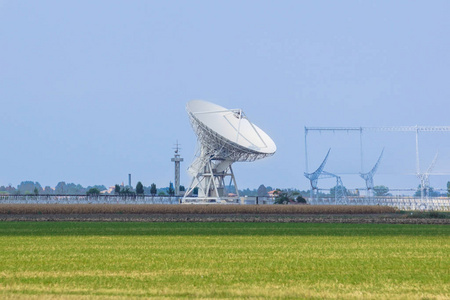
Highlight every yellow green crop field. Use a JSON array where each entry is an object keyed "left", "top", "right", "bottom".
[{"left": 0, "top": 222, "right": 448, "bottom": 299}]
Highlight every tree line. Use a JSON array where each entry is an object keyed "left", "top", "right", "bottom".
[
  {"left": 0, "top": 181, "right": 186, "bottom": 196},
  {"left": 111, "top": 182, "right": 185, "bottom": 196},
  {"left": 0, "top": 181, "right": 107, "bottom": 196},
  {"left": 2, "top": 181, "right": 450, "bottom": 197}
]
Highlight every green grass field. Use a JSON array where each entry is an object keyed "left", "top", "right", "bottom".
[{"left": 0, "top": 222, "right": 448, "bottom": 299}]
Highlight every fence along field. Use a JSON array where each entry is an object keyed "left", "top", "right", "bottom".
[{"left": 1, "top": 194, "right": 449, "bottom": 210}]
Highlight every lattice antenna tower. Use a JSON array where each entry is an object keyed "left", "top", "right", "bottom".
[
  {"left": 359, "top": 149, "right": 384, "bottom": 197},
  {"left": 417, "top": 152, "right": 438, "bottom": 203},
  {"left": 304, "top": 149, "right": 348, "bottom": 204},
  {"left": 304, "top": 148, "right": 331, "bottom": 200},
  {"left": 305, "top": 125, "right": 450, "bottom": 195}
]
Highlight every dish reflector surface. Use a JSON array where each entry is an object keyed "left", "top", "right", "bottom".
[{"left": 187, "top": 100, "right": 276, "bottom": 159}]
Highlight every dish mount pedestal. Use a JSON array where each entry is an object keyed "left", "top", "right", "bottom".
[{"left": 183, "top": 150, "right": 239, "bottom": 203}]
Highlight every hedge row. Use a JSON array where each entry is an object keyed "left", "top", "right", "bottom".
[{"left": 0, "top": 204, "right": 396, "bottom": 215}]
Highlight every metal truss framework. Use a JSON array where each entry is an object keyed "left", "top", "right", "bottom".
[
  {"left": 190, "top": 111, "right": 273, "bottom": 163},
  {"left": 183, "top": 109, "right": 274, "bottom": 203},
  {"left": 304, "top": 126, "right": 450, "bottom": 208},
  {"left": 304, "top": 149, "right": 348, "bottom": 204},
  {"left": 417, "top": 152, "right": 438, "bottom": 203},
  {"left": 305, "top": 125, "right": 450, "bottom": 173},
  {"left": 304, "top": 149, "right": 330, "bottom": 196},
  {"left": 183, "top": 148, "right": 240, "bottom": 203},
  {"left": 359, "top": 149, "right": 384, "bottom": 196}
]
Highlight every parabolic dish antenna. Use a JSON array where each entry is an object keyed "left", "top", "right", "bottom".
[{"left": 183, "top": 100, "right": 276, "bottom": 203}]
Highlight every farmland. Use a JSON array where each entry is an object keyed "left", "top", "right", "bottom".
[{"left": 0, "top": 222, "right": 449, "bottom": 299}]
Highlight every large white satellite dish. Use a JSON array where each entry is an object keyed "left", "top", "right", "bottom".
[{"left": 183, "top": 100, "right": 276, "bottom": 203}]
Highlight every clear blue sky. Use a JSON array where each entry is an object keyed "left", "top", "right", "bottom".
[{"left": 1, "top": 1, "right": 449, "bottom": 191}]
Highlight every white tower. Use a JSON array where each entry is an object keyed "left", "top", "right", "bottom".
[{"left": 171, "top": 142, "right": 184, "bottom": 196}]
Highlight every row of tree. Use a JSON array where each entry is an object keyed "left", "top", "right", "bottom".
[
  {"left": 241, "top": 184, "right": 450, "bottom": 198},
  {"left": 112, "top": 182, "right": 187, "bottom": 196},
  {"left": 374, "top": 185, "right": 445, "bottom": 197},
  {"left": 273, "top": 189, "right": 307, "bottom": 204},
  {"left": 0, "top": 181, "right": 186, "bottom": 196},
  {"left": 2, "top": 181, "right": 450, "bottom": 197},
  {"left": 0, "top": 181, "right": 107, "bottom": 195}
]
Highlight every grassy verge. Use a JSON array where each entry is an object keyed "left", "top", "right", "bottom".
[
  {"left": 402, "top": 211, "right": 450, "bottom": 219},
  {"left": 0, "top": 222, "right": 449, "bottom": 299}
]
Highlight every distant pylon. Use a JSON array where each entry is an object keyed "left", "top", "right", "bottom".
[
  {"left": 304, "top": 148, "right": 347, "bottom": 204},
  {"left": 171, "top": 141, "right": 184, "bottom": 196},
  {"left": 304, "top": 148, "right": 331, "bottom": 201},
  {"left": 417, "top": 152, "right": 438, "bottom": 205},
  {"left": 359, "top": 149, "right": 384, "bottom": 197}
]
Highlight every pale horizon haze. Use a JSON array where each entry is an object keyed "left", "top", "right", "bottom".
[{"left": 1, "top": 1, "right": 450, "bottom": 192}]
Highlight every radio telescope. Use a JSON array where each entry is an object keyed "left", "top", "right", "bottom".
[{"left": 183, "top": 100, "right": 276, "bottom": 203}]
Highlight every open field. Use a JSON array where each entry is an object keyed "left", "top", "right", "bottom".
[{"left": 0, "top": 222, "right": 449, "bottom": 299}]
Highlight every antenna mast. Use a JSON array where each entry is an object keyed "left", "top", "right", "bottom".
[{"left": 171, "top": 141, "right": 183, "bottom": 196}]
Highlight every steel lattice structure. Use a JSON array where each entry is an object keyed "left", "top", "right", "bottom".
[
  {"left": 304, "top": 126, "right": 450, "bottom": 210},
  {"left": 304, "top": 149, "right": 348, "bottom": 204},
  {"left": 359, "top": 149, "right": 384, "bottom": 196},
  {"left": 188, "top": 111, "right": 273, "bottom": 163},
  {"left": 305, "top": 125, "right": 450, "bottom": 172},
  {"left": 183, "top": 101, "right": 276, "bottom": 203},
  {"left": 417, "top": 152, "right": 439, "bottom": 202}
]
